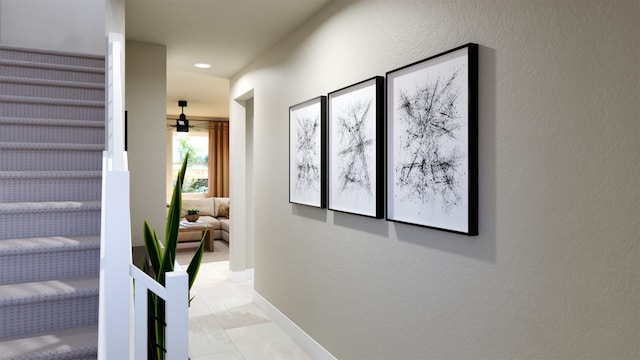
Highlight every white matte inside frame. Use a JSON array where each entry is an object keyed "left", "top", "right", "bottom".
[
  {"left": 387, "top": 48, "right": 470, "bottom": 232},
  {"left": 290, "top": 99, "right": 323, "bottom": 207},
  {"left": 329, "top": 80, "right": 378, "bottom": 216}
]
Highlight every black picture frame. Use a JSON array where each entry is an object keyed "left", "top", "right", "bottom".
[
  {"left": 124, "top": 110, "right": 128, "bottom": 151},
  {"left": 386, "top": 43, "right": 478, "bottom": 235},
  {"left": 328, "top": 76, "right": 384, "bottom": 218},
  {"left": 289, "top": 96, "right": 327, "bottom": 208}
]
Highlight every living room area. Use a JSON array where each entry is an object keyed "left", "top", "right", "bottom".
[{"left": 167, "top": 115, "right": 231, "bottom": 261}]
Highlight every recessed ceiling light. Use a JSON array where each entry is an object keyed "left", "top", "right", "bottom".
[{"left": 194, "top": 63, "right": 211, "bottom": 69}]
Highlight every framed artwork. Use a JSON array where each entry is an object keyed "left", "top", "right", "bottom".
[
  {"left": 386, "top": 43, "right": 478, "bottom": 235},
  {"left": 289, "top": 96, "right": 327, "bottom": 208},
  {"left": 328, "top": 76, "right": 384, "bottom": 218}
]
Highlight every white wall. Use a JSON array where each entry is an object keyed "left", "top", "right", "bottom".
[
  {"left": 230, "top": 1, "right": 639, "bottom": 358},
  {"left": 0, "top": 0, "right": 105, "bottom": 55},
  {"left": 106, "top": 0, "right": 124, "bottom": 36},
  {"left": 126, "top": 41, "right": 167, "bottom": 247}
]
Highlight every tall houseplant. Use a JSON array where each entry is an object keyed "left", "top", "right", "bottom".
[{"left": 143, "top": 152, "right": 206, "bottom": 360}]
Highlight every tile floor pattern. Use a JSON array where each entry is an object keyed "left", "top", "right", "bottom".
[{"left": 177, "top": 255, "right": 313, "bottom": 359}]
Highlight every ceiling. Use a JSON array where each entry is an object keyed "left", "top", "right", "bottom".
[{"left": 125, "top": 0, "right": 332, "bottom": 119}]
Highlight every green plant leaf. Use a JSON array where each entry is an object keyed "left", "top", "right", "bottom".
[
  {"left": 158, "top": 152, "right": 190, "bottom": 284},
  {"left": 143, "top": 221, "right": 162, "bottom": 278},
  {"left": 143, "top": 152, "right": 196, "bottom": 360},
  {"left": 186, "top": 229, "right": 206, "bottom": 290}
]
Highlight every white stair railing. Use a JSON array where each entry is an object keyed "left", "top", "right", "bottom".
[
  {"left": 130, "top": 263, "right": 189, "bottom": 360},
  {"left": 98, "top": 32, "right": 189, "bottom": 360}
]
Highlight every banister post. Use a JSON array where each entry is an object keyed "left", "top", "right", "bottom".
[
  {"left": 165, "top": 271, "right": 189, "bottom": 360},
  {"left": 98, "top": 32, "right": 132, "bottom": 360},
  {"left": 98, "top": 168, "right": 132, "bottom": 359}
]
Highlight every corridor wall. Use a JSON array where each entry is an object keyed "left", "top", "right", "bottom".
[{"left": 230, "top": 1, "right": 639, "bottom": 358}]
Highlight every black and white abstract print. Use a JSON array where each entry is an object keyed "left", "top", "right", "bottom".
[
  {"left": 329, "top": 81, "right": 378, "bottom": 216},
  {"left": 336, "top": 98, "right": 373, "bottom": 195},
  {"left": 389, "top": 49, "right": 470, "bottom": 231},
  {"left": 290, "top": 98, "right": 324, "bottom": 207},
  {"left": 396, "top": 67, "right": 463, "bottom": 211},
  {"left": 296, "top": 113, "right": 321, "bottom": 189}
]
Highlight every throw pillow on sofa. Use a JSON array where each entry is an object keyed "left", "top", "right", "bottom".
[
  {"left": 217, "top": 203, "right": 229, "bottom": 218},
  {"left": 213, "top": 197, "right": 230, "bottom": 217}
]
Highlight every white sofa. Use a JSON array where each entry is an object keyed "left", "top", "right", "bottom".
[{"left": 178, "top": 197, "right": 230, "bottom": 243}]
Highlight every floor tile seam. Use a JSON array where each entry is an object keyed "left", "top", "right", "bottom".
[
  {"left": 223, "top": 320, "right": 277, "bottom": 335},
  {"left": 217, "top": 317, "right": 273, "bottom": 332},
  {"left": 188, "top": 321, "right": 239, "bottom": 358},
  {"left": 201, "top": 348, "right": 246, "bottom": 360}
]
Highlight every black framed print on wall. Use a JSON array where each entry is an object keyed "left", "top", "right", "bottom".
[
  {"left": 289, "top": 96, "right": 327, "bottom": 208},
  {"left": 386, "top": 43, "right": 478, "bottom": 235},
  {"left": 328, "top": 76, "right": 384, "bottom": 218}
]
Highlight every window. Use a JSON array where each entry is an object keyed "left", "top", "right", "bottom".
[
  {"left": 171, "top": 131, "right": 209, "bottom": 194},
  {"left": 166, "top": 119, "right": 229, "bottom": 200}
]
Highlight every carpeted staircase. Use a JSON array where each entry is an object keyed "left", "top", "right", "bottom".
[{"left": 0, "top": 46, "right": 105, "bottom": 359}]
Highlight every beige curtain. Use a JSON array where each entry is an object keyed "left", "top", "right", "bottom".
[{"left": 208, "top": 121, "right": 229, "bottom": 197}]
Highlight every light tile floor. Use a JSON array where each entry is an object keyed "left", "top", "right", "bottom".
[{"left": 177, "top": 257, "right": 313, "bottom": 360}]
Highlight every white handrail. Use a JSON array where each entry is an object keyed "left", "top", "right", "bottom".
[{"left": 98, "top": 32, "right": 189, "bottom": 360}]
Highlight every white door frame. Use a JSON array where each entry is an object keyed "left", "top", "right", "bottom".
[{"left": 229, "top": 89, "right": 254, "bottom": 281}]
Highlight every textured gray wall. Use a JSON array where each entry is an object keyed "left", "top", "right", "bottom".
[
  {"left": 230, "top": 1, "right": 639, "bottom": 358},
  {"left": 126, "top": 41, "right": 167, "bottom": 247}
]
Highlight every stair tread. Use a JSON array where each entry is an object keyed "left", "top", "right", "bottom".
[
  {"left": 0, "top": 201, "right": 101, "bottom": 214},
  {"left": 0, "top": 235, "right": 100, "bottom": 255},
  {"left": 0, "top": 94, "right": 104, "bottom": 107},
  {"left": 0, "top": 44, "right": 104, "bottom": 60},
  {"left": 0, "top": 75, "right": 104, "bottom": 89},
  {"left": 0, "top": 171, "right": 101, "bottom": 179},
  {"left": 0, "top": 276, "right": 98, "bottom": 306},
  {"left": 0, "top": 324, "right": 98, "bottom": 359},
  {"left": 0, "top": 58, "right": 104, "bottom": 74},
  {"left": 0, "top": 142, "right": 104, "bottom": 151},
  {"left": 0, "top": 116, "right": 104, "bottom": 127}
]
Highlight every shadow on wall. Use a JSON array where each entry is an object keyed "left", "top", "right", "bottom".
[
  {"left": 395, "top": 45, "right": 497, "bottom": 264},
  {"left": 334, "top": 211, "right": 389, "bottom": 237},
  {"left": 292, "top": 204, "right": 328, "bottom": 223}
]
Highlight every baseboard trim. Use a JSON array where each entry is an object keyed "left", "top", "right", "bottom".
[{"left": 253, "top": 290, "right": 336, "bottom": 360}]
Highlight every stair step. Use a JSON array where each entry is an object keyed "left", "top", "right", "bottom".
[
  {"left": 0, "top": 44, "right": 105, "bottom": 68},
  {"left": 0, "top": 95, "right": 104, "bottom": 108},
  {"left": 0, "top": 119, "right": 104, "bottom": 144},
  {"left": 0, "top": 277, "right": 99, "bottom": 339},
  {"left": 0, "top": 59, "right": 104, "bottom": 83},
  {"left": 0, "top": 235, "right": 100, "bottom": 285},
  {"left": 0, "top": 200, "right": 101, "bottom": 214},
  {"left": 0, "top": 76, "right": 104, "bottom": 101},
  {"left": 0, "top": 142, "right": 104, "bottom": 151},
  {"left": 0, "top": 277, "right": 98, "bottom": 308},
  {"left": 0, "top": 116, "right": 104, "bottom": 127},
  {"left": 0, "top": 142, "right": 104, "bottom": 153},
  {"left": 0, "top": 235, "right": 100, "bottom": 254},
  {"left": 0, "top": 201, "right": 101, "bottom": 240},
  {"left": 0, "top": 95, "right": 104, "bottom": 121},
  {"left": 0, "top": 143, "right": 103, "bottom": 172},
  {"left": 0, "top": 171, "right": 101, "bottom": 179},
  {"left": 0, "top": 171, "right": 101, "bottom": 203},
  {"left": 0, "top": 324, "right": 98, "bottom": 360}
]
